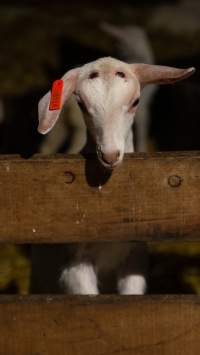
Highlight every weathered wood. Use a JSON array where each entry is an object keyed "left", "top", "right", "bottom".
[
  {"left": 0, "top": 152, "right": 200, "bottom": 243},
  {"left": 0, "top": 295, "right": 200, "bottom": 355}
]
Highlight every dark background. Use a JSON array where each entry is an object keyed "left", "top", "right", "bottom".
[{"left": 0, "top": 0, "right": 200, "bottom": 294}]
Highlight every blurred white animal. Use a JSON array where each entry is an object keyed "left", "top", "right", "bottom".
[
  {"left": 101, "top": 23, "right": 156, "bottom": 152},
  {"left": 38, "top": 57, "right": 194, "bottom": 294},
  {"left": 39, "top": 96, "right": 86, "bottom": 154}
]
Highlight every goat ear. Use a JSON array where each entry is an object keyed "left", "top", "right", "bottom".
[
  {"left": 38, "top": 68, "right": 79, "bottom": 134},
  {"left": 130, "top": 64, "right": 195, "bottom": 87}
]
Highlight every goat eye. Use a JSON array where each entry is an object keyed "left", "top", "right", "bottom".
[
  {"left": 89, "top": 71, "right": 99, "bottom": 79},
  {"left": 132, "top": 98, "right": 140, "bottom": 107},
  {"left": 116, "top": 71, "right": 126, "bottom": 78}
]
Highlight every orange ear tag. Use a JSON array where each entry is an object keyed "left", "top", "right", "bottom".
[{"left": 49, "top": 79, "right": 64, "bottom": 110}]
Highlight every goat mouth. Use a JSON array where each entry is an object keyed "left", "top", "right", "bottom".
[{"left": 99, "top": 159, "right": 116, "bottom": 170}]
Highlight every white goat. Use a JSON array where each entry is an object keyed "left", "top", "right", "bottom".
[
  {"left": 38, "top": 57, "right": 195, "bottom": 294},
  {"left": 39, "top": 25, "right": 155, "bottom": 155}
]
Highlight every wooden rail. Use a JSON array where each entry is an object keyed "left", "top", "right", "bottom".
[
  {"left": 1, "top": 153, "right": 200, "bottom": 355},
  {"left": 0, "top": 152, "right": 200, "bottom": 243},
  {"left": 1, "top": 295, "right": 200, "bottom": 355}
]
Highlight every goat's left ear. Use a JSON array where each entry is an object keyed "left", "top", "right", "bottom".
[
  {"left": 130, "top": 63, "right": 195, "bottom": 87},
  {"left": 38, "top": 68, "right": 79, "bottom": 134}
]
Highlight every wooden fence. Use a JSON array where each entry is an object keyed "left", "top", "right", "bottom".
[{"left": 1, "top": 152, "right": 200, "bottom": 355}]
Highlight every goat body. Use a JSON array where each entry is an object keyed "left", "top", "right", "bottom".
[{"left": 38, "top": 57, "right": 195, "bottom": 294}]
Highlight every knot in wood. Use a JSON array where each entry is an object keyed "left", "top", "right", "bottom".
[
  {"left": 64, "top": 171, "right": 75, "bottom": 184},
  {"left": 168, "top": 175, "right": 182, "bottom": 188}
]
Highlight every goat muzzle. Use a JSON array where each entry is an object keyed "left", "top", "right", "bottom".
[{"left": 100, "top": 151, "right": 120, "bottom": 167}]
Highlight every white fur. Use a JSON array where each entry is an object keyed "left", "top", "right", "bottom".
[
  {"left": 75, "top": 57, "right": 140, "bottom": 167},
  {"left": 60, "top": 263, "right": 99, "bottom": 295},
  {"left": 60, "top": 242, "right": 147, "bottom": 295},
  {"left": 118, "top": 275, "right": 147, "bottom": 295}
]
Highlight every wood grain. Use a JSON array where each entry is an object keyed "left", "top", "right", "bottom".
[
  {"left": 1, "top": 295, "right": 200, "bottom": 355},
  {"left": 0, "top": 152, "right": 200, "bottom": 243}
]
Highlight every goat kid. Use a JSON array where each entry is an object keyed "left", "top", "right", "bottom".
[{"left": 38, "top": 57, "right": 195, "bottom": 294}]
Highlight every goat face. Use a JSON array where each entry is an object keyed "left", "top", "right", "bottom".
[{"left": 75, "top": 59, "right": 140, "bottom": 168}]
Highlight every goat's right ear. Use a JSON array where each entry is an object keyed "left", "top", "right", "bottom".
[{"left": 38, "top": 68, "right": 79, "bottom": 134}]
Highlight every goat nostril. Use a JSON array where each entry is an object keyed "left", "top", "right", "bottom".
[{"left": 101, "top": 151, "right": 120, "bottom": 165}]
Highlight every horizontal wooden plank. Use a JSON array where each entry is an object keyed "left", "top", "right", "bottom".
[
  {"left": 1, "top": 295, "right": 200, "bottom": 355},
  {"left": 1, "top": 152, "right": 200, "bottom": 242}
]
